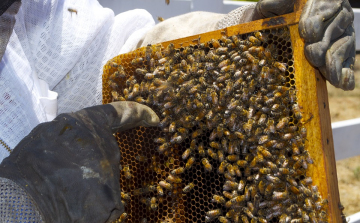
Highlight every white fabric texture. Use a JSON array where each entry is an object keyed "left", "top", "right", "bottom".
[{"left": 0, "top": 0, "right": 155, "bottom": 162}]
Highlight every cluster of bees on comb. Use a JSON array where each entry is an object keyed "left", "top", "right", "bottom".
[{"left": 106, "top": 28, "right": 330, "bottom": 223}]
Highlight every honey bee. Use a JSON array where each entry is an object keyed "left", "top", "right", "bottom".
[
  {"left": 212, "top": 195, "right": 226, "bottom": 204},
  {"left": 276, "top": 117, "right": 290, "bottom": 130},
  {"left": 157, "top": 185, "right": 164, "bottom": 196},
  {"left": 181, "top": 148, "right": 192, "bottom": 160},
  {"left": 292, "top": 103, "right": 302, "bottom": 119},
  {"left": 131, "top": 57, "right": 144, "bottom": 65},
  {"left": 273, "top": 61, "right": 287, "bottom": 72},
  {"left": 183, "top": 183, "right": 195, "bottom": 193},
  {"left": 265, "top": 183, "right": 274, "bottom": 197},
  {"left": 167, "top": 173, "right": 181, "bottom": 184},
  {"left": 213, "top": 149, "right": 222, "bottom": 162},
  {"left": 159, "top": 180, "right": 172, "bottom": 190},
  {"left": 118, "top": 213, "right": 128, "bottom": 222},
  {"left": 248, "top": 36, "right": 261, "bottom": 45},
  {"left": 201, "top": 158, "right": 212, "bottom": 172},
  {"left": 136, "top": 155, "right": 147, "bottom": 162},
  {"left": 123, "top": 165, "right": 132, "bottom": 179},
  {"left": 150, "top": 197, "right": 158, "bottom": 211},
  {"left": 209, "top": 141, "right": 221, "bottom": 150},
  {"left": 237, "top": 160, "right": 248, "bottom": 167},
  {"left": 121, "top": 191, "right": 130, "bottom": 201},
  {"left": 191, "top": 128, "right": 203, "bottom": 138},
  {"left": 194, "top": 143, "right": 205, "bottom": 157},
  {"left": 272, "top": 191, "right": 289, "bottom": 200},
  {"left": 238, "top": 180, "right": 245, "bottom": 193},
  {"left": 223, "top": 180, "right": 238, "bottom": 191},
  {"left": 227, "top": 155, "right": 239, "bottom": 162},
  {"left": 210, "top": 39, "right": 221, "bottom": 48},
  {"left": 157, "top": 16, "right": 165, "bottom": 22},
  {"left": 165, "top": 0, "right": 170, "bottom": 5},
  {"left": 185, "top": 157, "right": 195, "bottom": 170},
  {"left": 207, "top": 148, "right": 218, "bottom": 161},
  {"left": 157, "top": 142, "right": 169, "bottom": 153},
  {"left": 215, "top": 47, "right": 228, "bottom": 55}
]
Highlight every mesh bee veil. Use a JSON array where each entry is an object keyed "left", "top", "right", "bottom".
[
  {"left": 215, "top": 4, "right": 257, "bottom": 30},
  {"left": 0, "top": 0, "right": 155, "bottom": 162}
]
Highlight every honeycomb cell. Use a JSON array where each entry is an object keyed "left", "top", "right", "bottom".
[{"left": 105, "top": 28, "right": 329, "bottom": 223}]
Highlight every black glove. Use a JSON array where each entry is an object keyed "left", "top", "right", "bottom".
[
  {"left": 0, "top": 101, "right": 159, "bottom": 223},
  {"left": 255, "top": 0, "right": 355, "bottom": 90}
]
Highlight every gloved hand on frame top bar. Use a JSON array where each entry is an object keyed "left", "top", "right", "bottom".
[
  {"left": 252, "top": 0, "right": 355, "bottom": 90},
  {"left": 140, "top": 0, "right": 355, "bottom": 91},
  {"left": 0, "top": 101, "right": 159, "bottom": 223}
]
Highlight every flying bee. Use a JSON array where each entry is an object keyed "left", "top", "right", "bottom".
[
  {"left": 123, "top": 165, "right": 132, "bottom": 179},
  {"left": 183, "top": 183, "right": 195, "bottom": 193},
  {"left": 185, "top": 157, "right": 195, "bottom": 170},
  {"left": 202, "top": 158, "right": 212, "bottom": 172}
]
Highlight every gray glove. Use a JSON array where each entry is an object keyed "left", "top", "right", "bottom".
[
  {"left": 299, "top": 0, "right": 355, "bottom": 90},
  {"left": 0, "top": 101, "right": 159, "bottom": 223}
]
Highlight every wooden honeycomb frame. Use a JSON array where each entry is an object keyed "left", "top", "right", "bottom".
[{"left": 102, "top": 0, "right": 342, "bottom": 222}]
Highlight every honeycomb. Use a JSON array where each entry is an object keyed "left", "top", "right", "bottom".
[{"left": 103, "top": 27, "right": 330, "bottom": 223}]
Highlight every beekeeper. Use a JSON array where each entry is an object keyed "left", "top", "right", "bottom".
[{"left": 0, "top": 0, "right": 355, "bottom": 222}]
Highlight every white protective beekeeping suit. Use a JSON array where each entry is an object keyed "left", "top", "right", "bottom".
[{"left": 0, "top": 0, "right": 155, "bottom": 162}]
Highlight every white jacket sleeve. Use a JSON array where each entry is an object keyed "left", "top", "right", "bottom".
[{"left": 0, "top": 0, "right": 155, "bottom": 162}]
